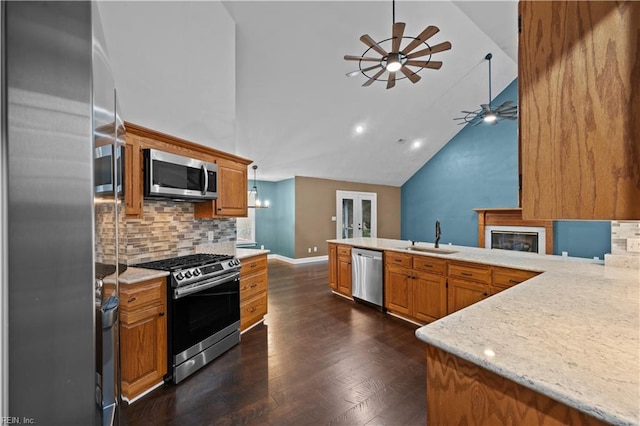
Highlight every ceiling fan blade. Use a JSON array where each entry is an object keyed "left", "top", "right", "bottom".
[
  {"left": 362, "top": 68, "right": 387, "bottom": 87},
  {"left": 392, "top": 22, "right": 405, "bottom": 53},
  {"left": 406, "top": 41, "right": 452, "bottom": 59},
  {"left": 399, "top": 66, "right": 421, "bottom": 84},
  {"left": 387, "top": 72, "right": 396, "bottom": 89},
  {"left": 344, "top": 55, "right": 382, "bottom": 62},
  {"left": 481, "top": 104, "right": 491, "bottom": 113},
  {"left": 360, "top": 34, "right": 388, "bottom": 56},
  {"left": 346, "top": 64, "right": 382, "bottom": 77},
  {"left": 404, "top": 60, "right": 443, "bottom": 70},
  {"left": 401, "top": 25, "right": 439, "bottom": 55},
  {"left": 497, "top": 100, "right": 514, "bottom": 108}
]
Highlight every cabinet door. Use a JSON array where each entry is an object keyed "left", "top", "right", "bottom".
[
  {"left": 414, "top": 272, "right": 447, "bottom": 323},
  {"left": 194, "top": 159, "right": 248, "bottom": 218},
  {"left": 447, "top": 278, "right": 488, "bottom": 315},
  {"left": 328, "top": 244, "right": 338, "bottom": 290},
  {"left": 384, "top": 266, "right": 411, "bottom": 315},
  {"left": 337, "top": 256, "right": 352, "bottom": 297},
  {"left": 120, "top": 304, "right": 167, "bottom": 398},
  {"left": 124, "top": 135, "right": 142, "bottom": 217}
]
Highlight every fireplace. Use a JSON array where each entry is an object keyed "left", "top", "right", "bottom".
[{"left": 475, "top": 209, "right": 553, "bottom": 255}]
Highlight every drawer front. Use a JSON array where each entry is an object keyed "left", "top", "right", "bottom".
[
  {"left": 240, "top": 255, "right": 267, "bottom": 276},
  {"left": 448, "top": 262, "right": 492, "bottom": 284},
  {"left": 240, "top": 294, "right": 267, "bottom": 331},
  {"left": 413, "top": 255, "right": 446, "bottom": 275},
  {"left": 120, "top": 303, "right": 164, "bottom": 325},
  {"left": 385, "top": 252, "right": 413, "bottom": 269},
  {"left": 240, "top": 271, "right": 267, "bottom": 302},
  {"left": 337, "top": 245, "right": 352, "bottom": 258},
  {"left": 493, "top": 267, "right": 539, "bottom": 287},
  {"left": 120, "top": 278, "right": 164, "bottom": 310}
]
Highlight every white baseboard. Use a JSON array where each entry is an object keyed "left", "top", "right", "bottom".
[{"left": 268, "top": 254, "right": 328, "bottom": 264}]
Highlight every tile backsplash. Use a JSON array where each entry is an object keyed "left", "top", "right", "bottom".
[
  {"left": 96, "top": 200, "right": 236, "bottom": 265},
  {"left": 605, "top": 220, "right": 640, "bottom": 269}
]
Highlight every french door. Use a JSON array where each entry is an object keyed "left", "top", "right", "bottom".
[{"left": 336, "top": 190, "right": 377, "bottom": 239}]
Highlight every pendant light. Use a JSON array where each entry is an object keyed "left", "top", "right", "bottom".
[{"left": 248, "top": 165, "right": 269, "bottom": 209}]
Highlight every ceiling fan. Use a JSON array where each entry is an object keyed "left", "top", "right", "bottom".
[
  {"left": 454, "top": 53, "right": 517, "bottom": 126},
  {"left": 344, "top": 0, "right": 452, "bottom": 89}
]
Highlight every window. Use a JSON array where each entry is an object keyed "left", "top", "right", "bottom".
[{"left": 236, "top": 191, "right": 255, "bottom": 246}]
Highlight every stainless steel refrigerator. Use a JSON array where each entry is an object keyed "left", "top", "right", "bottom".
[{"left": 1, "top": 2, "right": 124, "bottom": 424}]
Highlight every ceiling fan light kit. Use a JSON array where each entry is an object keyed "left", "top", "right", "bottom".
[
  {"left": 454, "top": 53, "right": 518, "bottom": 126},
  {"left": 344, "top": 0, "right": 452, "bottom": 89}
]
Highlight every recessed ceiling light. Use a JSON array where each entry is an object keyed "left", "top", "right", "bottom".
[
  {"left": 355, "top": 125, "right": 364, "bottom": 134},
  {"left": 412, "top": 140, "right": 422, "bottom": 149}
]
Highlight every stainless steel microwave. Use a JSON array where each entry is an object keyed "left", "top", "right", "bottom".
[{"left": 143, "top": 148, "right": 217, "bottom": 201}]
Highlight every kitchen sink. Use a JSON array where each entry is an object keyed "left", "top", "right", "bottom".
[{"left": 404, "top": 246, "right": 458, "bottom": 255}]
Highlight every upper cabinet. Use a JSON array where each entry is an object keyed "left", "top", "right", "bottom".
[
  {"left": 124, "top": 122, "right": 251, "bottom": 218},
  {"left": 519, "top": 1, "right": 640, "bottom": 220},
  {"left": 194, "top": 158, "right": 248, "bottom": 218}
]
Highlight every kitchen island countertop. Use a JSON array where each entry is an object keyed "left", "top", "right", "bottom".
[{"left": 328, "top": 237, "right": 640, "bottom": 425}]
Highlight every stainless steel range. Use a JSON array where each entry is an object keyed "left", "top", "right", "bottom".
[{"left": 136, "top": 253, "right": 242, "bottom": 383}]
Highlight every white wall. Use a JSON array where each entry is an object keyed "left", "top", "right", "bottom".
[{"left": 97, "top": 1, "right": 236, "bottom": 153}]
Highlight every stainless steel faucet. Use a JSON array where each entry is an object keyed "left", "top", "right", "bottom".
[{"left": 435, "top": 220, "right": 441, "bottom": 248}]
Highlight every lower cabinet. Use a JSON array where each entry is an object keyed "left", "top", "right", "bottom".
[
  {"left": 119, "top": 277, "right": 167, "bottom": 401},
  {"left": 385, "top": 252, "right": 447, "bottom": 324},
  {"left": 336, "top": 245, "right": 352, "bottom": 297},
  {"left": 447, "top": 261, "right": 492, "bottom": 314},
  {"left": 328, "top": 243, "right": 338, "bottom": 291},
  {"left": 240, "top": 254, "right": 268, "bottom": 332},
  {"left": 491, "top": 266, "right": 540, "bottom": 295}
]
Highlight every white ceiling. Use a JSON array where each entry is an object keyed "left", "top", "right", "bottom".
[{"left": 223, "top": 0, "right": 518, "bottom": 186}]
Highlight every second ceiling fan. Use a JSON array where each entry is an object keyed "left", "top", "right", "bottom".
[{"left": 344, "top": 0, "right": 452, "bottom": 89}]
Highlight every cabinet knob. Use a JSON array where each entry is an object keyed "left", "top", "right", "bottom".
[
  {"left": 127, "top": 297, "right": 137, "bottom": 303},
  {"left": 483, "top": 292, "right": 488, "bottom": 297},
  {"left": 159, "top": 312, "right": 165, "bottom": 317}
]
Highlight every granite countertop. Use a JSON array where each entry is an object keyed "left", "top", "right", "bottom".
[
  {"left": 236, "top": 248, "right": 270, "bottom": 259},
  {"left": 103, "top": 267, "right": 169, "bottom": 285},
  {"left": 328, "top": 238, "right": 640, "bottom": 425}
]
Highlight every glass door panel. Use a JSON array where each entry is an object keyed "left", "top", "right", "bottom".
[{"left": 336, "top": 191, "right": 377, "bottom": 239}]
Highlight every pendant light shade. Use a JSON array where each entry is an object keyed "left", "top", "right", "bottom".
[{"left": 248, "top": 165, "right": 269, "bottom": 209}]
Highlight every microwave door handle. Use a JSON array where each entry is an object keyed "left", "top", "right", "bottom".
[{"left": 201, "top": 164, "right": 208, "bottom": 196}]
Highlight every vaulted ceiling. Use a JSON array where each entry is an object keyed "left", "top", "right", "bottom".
[{"left": 223, "top": 1, "right": 518, "bottom": 186}]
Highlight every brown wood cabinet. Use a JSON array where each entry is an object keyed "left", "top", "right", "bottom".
[
  {"left": 195, "top": 158, "right": 249, "bottom": 218},
  {"left": 124, "top": 135, "right": 143, "bottom": 217},
  {"left": 119, "top": 277, "right": 167, "bottom": 401},
  {"left": 426, "top": 345, "right": 607, "bottom": 425},
  {"left": 491, "top": 266, "right": 539, "bottom": 295},
  {"left": 447, "top": 261, "right": 492, "bottom": 314},
  {"left": 519, "top": 1, "right": 640, "bottom": 220},
  {"left": 123, "top": 122, "right": 252, "bottom": 219},
  {"left": 328, "top": 243, "right": 338, "bottom": 291},
  {"left": 384, "top": 252, "right": 447, "bottom": 324},
  {"left": 336, "top": 245, "right": 352, "bottom": 298},
  {"left": 239, "top": 254, "right": 268, "bottom": 332}
]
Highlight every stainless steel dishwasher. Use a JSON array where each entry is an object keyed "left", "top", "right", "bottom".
[{"left": 351, "top": 248, "right": 384, "bottom": 309}]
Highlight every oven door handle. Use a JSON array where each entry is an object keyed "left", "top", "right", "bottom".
[{"left": 173, "top": 271, "right": 240, "bottom": 299}]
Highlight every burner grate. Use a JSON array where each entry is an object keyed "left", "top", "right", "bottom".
[{"left": 135, "top": 253, "right": 234, "bottom": 271}]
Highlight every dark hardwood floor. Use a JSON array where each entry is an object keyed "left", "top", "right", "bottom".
[{"left": 123, "top": 259, "right": 426, "bottom": 426}]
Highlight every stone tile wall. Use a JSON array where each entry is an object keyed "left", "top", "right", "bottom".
[{"left": 605, "top": 220, "right": 640, "bottom": 269}]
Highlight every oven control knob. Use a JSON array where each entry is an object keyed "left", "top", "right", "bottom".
[
  {"left": 176, "top": 272, "right": 184, "bottom": 281},
  {"left": 184, "top": 271, "right": 192, "bottom": 279},
  {"left": 193, "top": 269, "right": 201, "bottom": 276},
  {"left": 228, "top": 261, "right": 234, "bottom": 267}
]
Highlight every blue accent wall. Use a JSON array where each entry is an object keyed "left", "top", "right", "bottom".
[
  {"left": 254, "top": 178, "right": 295, "bottom": 258},
  {"left": 401, "top": 79, "right": 611, "bottom": 259}
]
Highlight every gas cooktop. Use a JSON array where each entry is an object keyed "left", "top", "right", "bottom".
[{"left": 135, "top": 253, "right": 234, "bottom": 272}]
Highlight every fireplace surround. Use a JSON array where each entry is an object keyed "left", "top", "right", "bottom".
[{"left": 474, "top": 208, "right": 553, "bottom": 255}]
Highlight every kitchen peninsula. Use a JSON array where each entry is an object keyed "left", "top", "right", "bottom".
[{"left": 327, "top": 237, "right": 640, "bottom": 425}]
